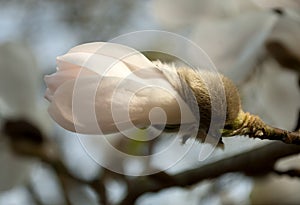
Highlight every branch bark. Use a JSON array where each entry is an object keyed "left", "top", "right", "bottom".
[{"left": 120, "top": 142, "right": 300, "bottom": 205}]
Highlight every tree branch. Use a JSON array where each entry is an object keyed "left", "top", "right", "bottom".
[
  {"left": 119, "top": 142, "right": 300, "bottom": 205},
  {"left": 274, "top": 169, "right": 300, "bottom": 178}
]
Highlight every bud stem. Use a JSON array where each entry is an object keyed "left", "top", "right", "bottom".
[{"left": 222, "top": 111, "right": 300, "bottom": 145}]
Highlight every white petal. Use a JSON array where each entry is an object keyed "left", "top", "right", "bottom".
[
  {"left": 48, "top": 43, "right": 197, "bottom": 135},
  {"left": 56, "top": 42, "right": 161, "bottom": 81},
  {"left": 49, "top": 75, "right": 195, "bottom": 135},
  {"left": 48, "top": 80, "right": 76, "bottom": 132},
  {"left": 57, "top": 52, "right": 132, "bottom": 78},
  {"left": 68, "top": 42, "right": 155, "bottom": 70}
]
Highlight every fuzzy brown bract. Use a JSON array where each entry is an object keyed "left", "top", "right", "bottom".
[{"left": 176, "top": 68, "right": 241, "bottom": 140}]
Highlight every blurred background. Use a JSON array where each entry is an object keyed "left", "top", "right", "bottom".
[{"left": 0, "top": 0, "right": 300, "bottom": 204}]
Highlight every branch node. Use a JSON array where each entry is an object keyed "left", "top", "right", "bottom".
[{"left": 223, "top": 111, "right": 300, "bottom": 145}]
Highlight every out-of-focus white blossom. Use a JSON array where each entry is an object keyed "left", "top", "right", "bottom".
[
  {"left": 152, "top": 0, "right": 259, "bottom": 29},
  {"left": 0, "top": 42, "right": 40, "bottom": 191},
  {"left": 191, "top": 11, "right": 278, "bottom": 83},
  {"left": 252, "top": 0, "right": 300, "bottom": 9},
  {"left": 0, "top": 42, "right": 39, "bottom": 121},
  {"left": 241, "top": 58, "right": 300, "bottom": 130}
]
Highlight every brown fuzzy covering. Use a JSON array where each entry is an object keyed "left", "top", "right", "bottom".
[{"left": 177, "top": 68, "right": 241, "bottom": 138}]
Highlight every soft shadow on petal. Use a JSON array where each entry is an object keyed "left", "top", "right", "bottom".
[{"left": 48, "top": 80, "right": 76, "bottom": 133}]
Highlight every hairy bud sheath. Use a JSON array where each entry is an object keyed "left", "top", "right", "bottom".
[
  {"left": 170, "top": 68, "right": 241, "bottom": 142},
  {"left": 177, "top": 68, "right": 241, "bottom": 125},
  {"left": 176, "top": 67, "right": 300, "bottom": 145}
]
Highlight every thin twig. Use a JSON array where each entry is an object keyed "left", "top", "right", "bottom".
[
  {"left": 56, "top": 173, "right": 72, "bottom": 205},
  {"left": 91, "top": 178, "right": 108, "bottom": 205}
]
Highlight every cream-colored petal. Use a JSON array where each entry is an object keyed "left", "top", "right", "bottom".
[
  {"left": 48, "top": 80, "right": 76, "bottom": 133},
  {"left": 67, "top": 42, "right": 155, "bottom": 70},
  {"left": 56, "top": 43, "right": 168, "bottom": 92},
  {"left": 47, "top": 43, "right": 197, "bottom": 135},
  {"left": 44, "top": 65, "right": 99, "bottom": 100},
  {"left": 44, "top": 88, "right": 53, "bottom": 102},
  {"left": 57, "top": 52, "right": 132, "bottom": 78},
  {"left": 48, "top": 75, "right": 195, "bottom": 135}
]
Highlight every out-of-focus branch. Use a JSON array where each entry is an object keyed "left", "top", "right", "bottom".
[
  {"left": 266, "top": 41, "right": 300, "bottom": 73},
  {"left": 295, "top": 110, "right": 300, "bottom": 131},
  {"left": 274, "top": 169, "right": 300, "bottom": 178},
  {"left": 56, "top": 173, "right": 72, "bottom": 205},
  {"left": 3, "top": 119, "right": 300, "bottom": 205},
  {"left": 26, "top": 184, "right": 44, "bottom": 205},
  {"left": 119, "top": 142, "right": 300, "bottom": 205},
  {"left": 2, "top": 119, "right": 107, "bottom": 205}
]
